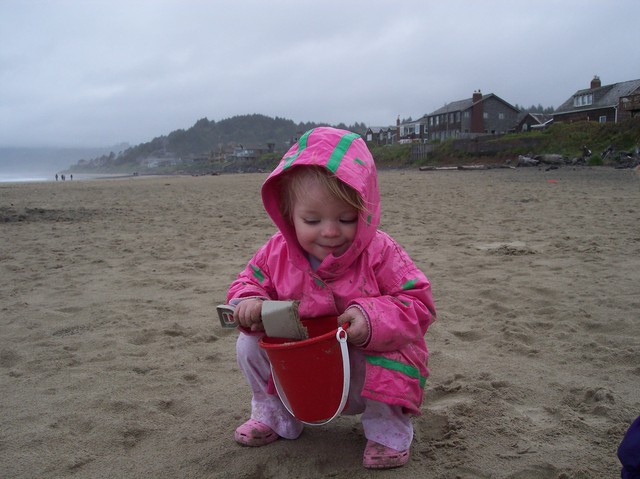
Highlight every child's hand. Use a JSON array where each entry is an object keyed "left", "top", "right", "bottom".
[
  {"left": 338, "top": 307, "right": 369, "bottom": 346},
  {"left": 235, "top": 299, "right": 264, "bottom": 332}
]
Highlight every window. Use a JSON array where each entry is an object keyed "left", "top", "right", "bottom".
[
  {"left": 483, "top": 112, "right": 489, "bottom": 119},
  {"left": 430, "top": 117, "right": 434, "bottom": 126},
  {"left": 599, "top": 115, "right": 607, "bottom": 123},
  {"left": 456, "top": 112, "right": 460, "bottom": 122},
  {"left": 573, "top": 93, "right": 593, "bottom": 107},
  {"left": 499, "top": 113, "right": 505, "bottom": 120}
]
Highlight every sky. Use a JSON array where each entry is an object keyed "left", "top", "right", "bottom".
[{"left": 1, "top": 0, "right": 639, "bottom": 148}]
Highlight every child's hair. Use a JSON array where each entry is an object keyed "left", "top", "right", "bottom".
[{"left": 279, "top": 166, "right": 365, "bottom": 221}]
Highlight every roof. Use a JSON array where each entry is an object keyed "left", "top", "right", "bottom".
[
  {"left": 429, "top": 97, "right": 475, "bottom": 116},
  {"left": 366, "top": 126, "right": 395, "bottom": 133},
  {"left": 529, "top": 113, "right": 553, "bottom": 123},
  {"left": 555, "top": 78, "right": 640, "bottom": 113},
  {"left": 428, "top": 93, "right": 519, "bottom": 116},
  {"left": 399, "top": 118, "right": 427, "bottom": 127},
  {"left": 517, "top": 112, "right": 553, "bottom": 124}
]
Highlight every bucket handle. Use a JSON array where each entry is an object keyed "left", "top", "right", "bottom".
[{"left": 271, "top": 325, "right": 350, "bottom": 426}]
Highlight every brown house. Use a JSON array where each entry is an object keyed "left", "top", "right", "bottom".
[
  {"left": 426, "top": 90, "right": 520, "bottom": 141},
  {"left": 516, "top": 112, "right": 553, "bottom": 132},
  {"left": 553, "top": 76, "right": 640, "bottom": 123}
]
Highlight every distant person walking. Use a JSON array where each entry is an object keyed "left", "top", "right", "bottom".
[{"left": 55, "top": 174, "right": 58, "bottom": 181}]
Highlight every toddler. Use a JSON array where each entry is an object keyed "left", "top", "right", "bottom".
[{"left": 226, "top": 127, "right": 436, "bottom": 469}]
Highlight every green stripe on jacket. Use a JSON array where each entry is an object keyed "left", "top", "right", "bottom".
[
  {"left": 250, "top": 264, "right": 265, "bottom": 283},
  {"left": 365, "top": 355, "right": 427, "bottom": 387},
  {"left": 326, "top": 132, "right": 360, "bottom": 173},
  {"left": 282, "top": 129, "right": 312, "bottom": 169}
]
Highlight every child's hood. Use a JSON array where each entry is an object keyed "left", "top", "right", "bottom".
[{"left": 261, "top": 127, "right": 381, "bottom": 277}]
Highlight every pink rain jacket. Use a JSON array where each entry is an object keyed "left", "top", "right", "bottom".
[{"left": 227, "top": 127, "right": 436, "bottom": 415}]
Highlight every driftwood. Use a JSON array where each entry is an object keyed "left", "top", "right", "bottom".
[
  {"left": 516, "top": 155, "right": 539, "bottom": 167},
  {"left": 418, "top": 165, "right": 515, "bottom": 172},
  {"left": 535, "top": 154, "right": 565, "bottom": 165}
]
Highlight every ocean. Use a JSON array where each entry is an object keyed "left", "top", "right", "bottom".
[
  {"left": 0, "top": 173, "right": 51, "bottom": 183},
  {"left": 0, "top": 173, "right": 134, "bottom": 183}
]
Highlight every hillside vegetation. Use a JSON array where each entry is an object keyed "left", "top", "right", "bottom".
[
  {"left": 68, "top": 115, "right": 640, "bottom": 174},
  {"left": 69, "top": 114, "right": 367, "bottom": 174},
  {"left": 371, "top": 119, "right": 640, "bottom": 169},
  {"left": 420, "top": 119, "right": 640, "bottom": 167}
]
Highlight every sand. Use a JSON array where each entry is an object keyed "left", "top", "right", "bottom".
[{"left": 1, "top": 168, "right": 639, "bottom": 478}]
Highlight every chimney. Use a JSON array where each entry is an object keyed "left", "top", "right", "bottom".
[
  {"left": 591, "top": 75, "right": 601, "bottom": 89},
  {"left": 471, "top": 90, "right": 484, "bottom": 134}
]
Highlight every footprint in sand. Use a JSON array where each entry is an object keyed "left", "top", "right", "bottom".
[
  {"left": 562, "top": 386, "right": 617, "bottom": 425},
  {"left": 513, "top": 404, "right": 561, "bottom": 428},
  {"left": 129, "top": 329, "right": 158, "bottom": 345},
  {"left": 451, "top": 329, "right": 484, "bottom": 342},
  {"left": 503, "top": 463, "right": 560, "bottom": 479},
  {"left": 426, "top": 381, "right": 475, "bottom": 413},
  {"left": 121, "top": 425, "right": 149, "bottom": 449},
  {"left": 0, "top": 348, "right": 21, "bottom": 368}
]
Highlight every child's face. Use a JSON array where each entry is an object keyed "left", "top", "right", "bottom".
[{"left": 291, "top": 178, "right": 358, "bottom": 261}]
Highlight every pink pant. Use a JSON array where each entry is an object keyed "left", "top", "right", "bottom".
[{"left": 236, "top": 333, "right": 413, "bottom": 451}]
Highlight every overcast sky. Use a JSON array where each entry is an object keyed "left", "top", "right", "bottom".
[{"left": 1, "top": 0, "right": 639, "bottom": 148}]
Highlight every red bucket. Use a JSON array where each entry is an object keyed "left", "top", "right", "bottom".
[{"left": 259, "top": 316, "right": 350, "bottom": 424}]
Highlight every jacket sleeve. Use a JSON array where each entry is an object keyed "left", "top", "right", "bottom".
[
  {"left": 350, "top": 234, "right": 436, "bottom": 352},
  {"left": 226, "top": 236, "right": 280, "bottom": 303}
]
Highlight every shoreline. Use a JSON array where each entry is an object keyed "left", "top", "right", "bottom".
[
  {"left": 0, "top": 173, "right": 137, "bottom": 184},
  {"left": 2, "top": 163, "right": 638, "bottom": 185},
  {"left": 0, "top": 163, "right": 640, "bottom": 185}
]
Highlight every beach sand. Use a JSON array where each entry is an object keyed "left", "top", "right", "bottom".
[{"left": 1, "top": 168, "right": 639, "bottom": 478}]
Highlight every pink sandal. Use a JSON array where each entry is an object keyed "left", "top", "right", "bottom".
[
  {"left": 362, "top": 440, "right": 410, "bottom": 469},
  {"left": 234, "top": 419, "right": 279, "bottom": 447}
]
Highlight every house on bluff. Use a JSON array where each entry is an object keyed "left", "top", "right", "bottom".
[
  {"left": 396, "top": 117, "right": 429, "bottom": 143},
  {"left": 365, "top": 116, "right": 429, "bottom": 145},
  {"left": 553, "top": 75, "right": 640, "bottom": 123},
  {"left": 426, "top": 90, "right": 520, "bottom": 141},
  {"left": 516, "top": 112, "right": 554, "bottom": 132},
  {"left": 365, "top": 126, "right": 396, "bottom": 145}
]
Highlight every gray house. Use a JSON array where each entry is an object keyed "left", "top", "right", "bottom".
[
  {"left": 553, "top": 76, "right": 640, "bottom": 123},
  {"left": 397, "top": 116, "right": 429, "bottom": 143},
  {"left": 426, "top": 90, "right": 520, "bottom": 141},
  {"left": 365, "top": 126, "right": 396, "bottom": 145},
  {"left": 365, "top": 116, "right": 429, "bottom": 145}
]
